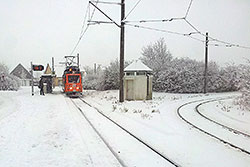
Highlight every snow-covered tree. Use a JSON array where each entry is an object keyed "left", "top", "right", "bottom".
[
  {"left": 93, "top": 59, "right": 131, "bottom": 91},
  {"left": 235, "top": 64, "right": 250, "bottom": 110},
  {"left": 99, "top": 59, "right": 120, "bottom": 90},
  {"left": 140, "top": 38, "right": 173, "bottom": 91},
  {"left": 140, "top": 38, "right": 240, "bottom": 93},
  {"left": 0, "top": 63, "right": 20, "bottom": 90},
  {"left": 82, "top": 65, "right": 103, "bottom": 90},
  {"left": 0, "top": 63, "right": 9, "bottom": 74},
  {"left": 157, "top": 57, "right": 204, "bottom": 93}
]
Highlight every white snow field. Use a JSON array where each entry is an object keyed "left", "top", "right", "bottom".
[
  {"left": 0, "top": 87, "right": 121, "bottom": 167},
  {"left": 0, "top": 87, "right": 250, "bottom": 167},
  {"left": 83, "top": 90, "right": 250, "bottom": 167}
]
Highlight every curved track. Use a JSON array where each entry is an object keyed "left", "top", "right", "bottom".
[
  {"left": 76, "top": 98, "right": 181, "bottom": 167},
  {"left": 196, "top": 99, "right": 250, "bottom": 138},
  {"left": 177, "top": 98, "right": 250, "bottom": 156}
]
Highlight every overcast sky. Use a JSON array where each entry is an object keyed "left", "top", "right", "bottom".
[{"left": 0, "top": 0, "right": 250, "bottom": 75}]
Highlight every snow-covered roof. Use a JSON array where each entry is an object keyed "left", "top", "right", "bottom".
[{"left": 124, "top": 60, "right": 152, "bottom": 72}]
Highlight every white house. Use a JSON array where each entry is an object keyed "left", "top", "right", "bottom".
[{"left": 10, "top": 63, "right": 32, "bottom": 86}]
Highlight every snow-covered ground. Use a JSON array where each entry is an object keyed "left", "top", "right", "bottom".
[
  {"left": 198, "top": 98, "right": 250, "bottom": 135},
  {"left": 0, "top": 87, "right": 121, "bottom": 167},
  {"left": 83, "top": 90, "right": 250, "bottom": 167},
  {"left": 0, "top": 87, "right": 250, "bottom": 166}
]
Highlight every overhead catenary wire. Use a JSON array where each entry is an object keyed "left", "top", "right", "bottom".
[
  {"left": 70, "top": 0, "right": 99, "bottom": 55},
  {"left": 90, "top": 0, "right": 121, "bottom": 5},
  {"left": 70, "top": 26, "right": 89, "bottom": 56},
  {"left": 88, "top": 20, "right": 114, "bottom": 25},
  {"left": 125, "top": 23, "right": 206, "bottom": 43},
  {"left": 209, "top": 43, "right": 250, "bottom": 49},
  {"left": 184, "top": 0, "right": 194, "bottom": 18},
  {"left": 89, "top": 0, "right": 100, "bottom": 21},
  {"left": 89, "top": 1, "right": 120, "bottom": 28},
  {"left": 124, "top": 17, "right": 185, "bottom": 23},
  {"left": 208, "top": 37, "right": 250, "bottom": 49},
  {"left": 79, "top": 3, "right": 90, "bottom": 39},
  {"left": 124, "top": 0, "right": 250, "bottom": 50},
  {"left": 123, "top": 0, "right": 142, "bottom": 20},
  {"left": 71, "top": 0, "right": 250, "bottom": 53},
  {"left": 183, "top": 18, "right": 250, "bottom": 49}
]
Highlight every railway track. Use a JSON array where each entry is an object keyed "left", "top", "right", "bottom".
[
  {"left": 71, "top": 97, "right": 181, "bottom": 167},
  {"left": 177, "top": 97, "right": 250, "bottom": 156},
  {"left": 70, "top": 98, "right": 125, "bottom": 167},
  {"left": 196, "top": 99, "right": 250, "bottom": 138}
]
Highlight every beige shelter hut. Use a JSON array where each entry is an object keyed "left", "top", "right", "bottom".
[
  {"left": 124, "top": 60, "right": 153, "bottom": 100},
  {"left": 43, "top": 63, "right": 63, "bottom": 86}
]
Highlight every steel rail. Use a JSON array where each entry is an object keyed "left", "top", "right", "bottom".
[
  {"left": 70, "top": 98, "right": 126, "bottom": 167},
  {"left": 177, "top": 97, "right": 250, "bottom": 156},
  {"left": 79, "top": 98, "right": 181, "bottom": 167},
  {"left": 195, "top": 98, "right": 250, "bottom": 138}
]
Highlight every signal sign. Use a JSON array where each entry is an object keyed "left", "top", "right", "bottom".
[{"left": 32, "top": 65, "right": 44, "bottom": 71}]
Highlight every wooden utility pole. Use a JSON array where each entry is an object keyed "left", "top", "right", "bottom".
[
  {"left": 94, "top": 63, "right": 97, "bottom": 74},
  {"left": 52, "top": 57, "right": 55, "bottom": 74},
  {"left": 204, "top": 32, "right": 209, "bottom": 94},
  {"left": 77, "top": 53, "right": 80, "bottom": 68},
  {"left": 89, "top": 0, "right": 125, "bottom": 102},
  {"left": 119, "top": 0, "right": 125, "bottom": 102},
  {"left": 31, "top": 62, "right": 34, "bottom": 96}
]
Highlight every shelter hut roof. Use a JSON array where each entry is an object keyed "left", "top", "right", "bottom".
[{"left": 124, "top": 60, "right": 152, "bottom": 72}]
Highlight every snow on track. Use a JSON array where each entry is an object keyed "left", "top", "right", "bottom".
[
  {"left": 72, "top": 98, "right": 176, "bottom": 167},
  {"left": 198, "top": 98, "right": 250, "bottom": 136},
  {"left": 178, "top": 97, "right": 250, "bottom": 155},
  {"left": 83, "top": 91, "right": 250, "bottom": 167},
  {"left": 66, "top": 98, "right": 123, "bottom": 167}
]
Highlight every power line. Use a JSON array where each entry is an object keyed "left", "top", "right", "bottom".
[
  {"left": 124, "top": 17, "right": 185, "bottom": 23},
  {"left": 124, "top": 0, "right": 142, "bottom": 20},
  {"left": 70, "top": 26, "right": 89, "bottom": 55},
  {"left": 209, "top": 43, "right": 250, "bottom": 49},
  {"left": 70, "top": 1, "right": 100, "bottom": 55},
  {"left": 79, "top": 3, "right": 90, "bottom": 37},
  {"left": 185, "top": 0, "right": 194, "bottom": 18},
  {"left": 209, "top": 37, "right": 250, "bottom": 49},
  {"left": 90, "top": 1, "right": 121, "bottom": 5},
  {"left": 124, "top": 0, "right": 250, "bottom": 50},
  {"left": 126, "top": 23, "right": 185, "bottom": 36},
  {"left": 88, "top": 20, "right": 114, "bottom": 25},
  {"left": 89, "top": 1, "right": 120, "bottom": 28},
  {"left": 125, "top": 23, "right": 206, "bottom": 43},
  {"left": 89, "top": 0, "right": 100, "bottom": 21},
  {"left": 183, "top": 19, "right": 250, "bottom": 49},
  {"left": 184, "top": 19, "right": 202, "bottom": 35}
]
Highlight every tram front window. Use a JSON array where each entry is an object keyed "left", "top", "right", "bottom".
[{"left": 68, "top": 75, "right": 80, "bottom": 83}]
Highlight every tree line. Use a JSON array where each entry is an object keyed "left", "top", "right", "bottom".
[{"left": 83, "top": 38, "right": 250, "bottom": 110}]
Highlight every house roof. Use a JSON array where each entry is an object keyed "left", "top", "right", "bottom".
[
  {"left": 10, "top": 63, "right": 32, "bottom": 79},
  {"left": 124, "top": 60, "right": 152, "bottom": 72},
  {"left": 44, "top": 63, "right": 52, "bottom": 74}
]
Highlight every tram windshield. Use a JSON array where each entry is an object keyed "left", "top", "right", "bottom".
[{"left": 68, "top": 75, "right": 80, "bottom": 83}]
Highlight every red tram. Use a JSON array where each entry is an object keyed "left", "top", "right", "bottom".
[{"left": 62, "top": 66, "right": 82, "bottom": 96}]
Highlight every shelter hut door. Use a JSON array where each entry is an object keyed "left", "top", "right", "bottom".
[{"left": 126, "top": 80, "right": 134, "bottom": 100}]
